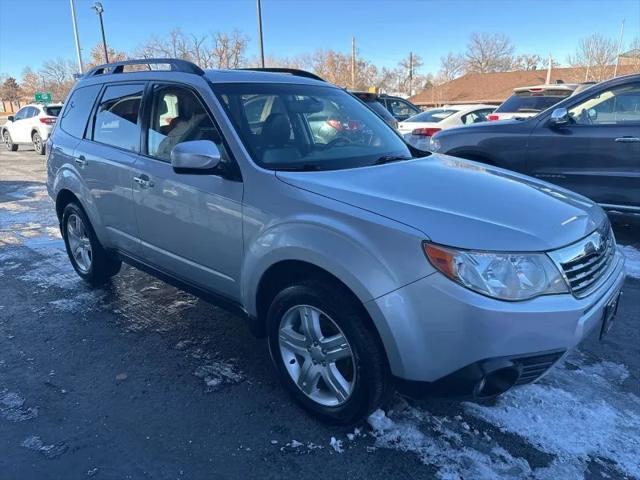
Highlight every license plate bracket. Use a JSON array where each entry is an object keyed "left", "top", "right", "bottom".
[{"left": 600, "top": 290, "right": 622, "bottom": 340}]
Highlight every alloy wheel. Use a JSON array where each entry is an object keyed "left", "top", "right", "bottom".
[
  {"left": 278, "top": 305, "right": 356, "bottom": 406},
  {"left": 66, "top": 213, "right": 92, "bottom": 273}
]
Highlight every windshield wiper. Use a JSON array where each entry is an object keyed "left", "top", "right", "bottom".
[
  {"left": 274, "top": 163, "right": 323, "bottom": 172},
  {"left": 373, "top": 155, "right": 413, "bottom": 165}
]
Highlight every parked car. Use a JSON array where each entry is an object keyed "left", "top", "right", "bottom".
[
  {"left": 398, "top": 104, "right": 496, "bottom": 150},
  {"left": 48, "top": 59, "right": 625, "bottom": 424},
  {"left": 430, "top": 73, "right": 640, "bottom": 217},
  {"left": 2, "top": 103, "right": 63, "bottom": 154},
  {"left": 350, "top": 91, "right": 399, "bottom": 129},
  {"left": 488, "top": 83, "right": 579, "bottom": 121},
  {"left": 378, "top": 94, "right": 421, "bottom": 121}
]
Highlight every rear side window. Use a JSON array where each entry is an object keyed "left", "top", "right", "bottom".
[
  {"left": 495, "top": 94, "right": 569, "bottom": 114},
  {"left": 44, "top": 106, "right": 62, "bottom": 117},
  {"left": 59, "top": 85, "right": 101, "bottom": 138},
  {"left": 92, "top": 83, "right": 144, "bottom": 152}
]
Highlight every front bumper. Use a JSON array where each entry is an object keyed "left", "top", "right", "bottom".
[{"left": 365, "top": 248, "right": 626, "bottom": 384}]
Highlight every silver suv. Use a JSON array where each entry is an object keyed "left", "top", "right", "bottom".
[{"left": 47, "top": 59, "right": 626, "bottom": 424}]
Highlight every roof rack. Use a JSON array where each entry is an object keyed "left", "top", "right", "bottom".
[
  {"left": 84, "top": 58, "right": 205, "bottom": 77},
  {"left": 235, "top": 67, "right": 325, "bottom": 82}
]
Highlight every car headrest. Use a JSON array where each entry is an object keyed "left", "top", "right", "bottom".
[{"left": 261, "top": 113, "right": 291, "bottom": 146}]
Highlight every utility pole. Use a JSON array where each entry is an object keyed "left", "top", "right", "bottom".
[
  {"left": 409, "top": 51, "right": 413, "bottom": 96},
  {"left": 69, "top": 0, "right": 84, "bottom": 74},
  {"left": 614, "top": 19, "right": 625, "bottom": 77},
  {"left": 351, "top": 37, "right": 356, "bottom": 89},
  {"left": 256, "top": 0, "right": 265, "bottom": 68},
  {"left": 92, "top": 2, "right": 109, "bottom": 64}
]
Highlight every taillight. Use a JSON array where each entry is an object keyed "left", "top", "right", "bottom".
[
  {"left": 488, "top": 114, "right": 499, "bottom": 121},
  {"left": 411, "top": 127, "right": 441, "bottom": 137},
  {"left": 39, "top": 117, "right": 56, "bottom": 125}
]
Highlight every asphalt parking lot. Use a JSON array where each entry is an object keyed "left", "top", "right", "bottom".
[{"left": 1, "top": 146, "right": 639, "bottom": 480}]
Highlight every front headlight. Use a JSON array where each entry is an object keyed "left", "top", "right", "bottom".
[
  {"left": 423, "top": 242, "right": 568, "bottom": 301},
  {"left": 429, "top": 136, "right": 441, "bottom": 152}
]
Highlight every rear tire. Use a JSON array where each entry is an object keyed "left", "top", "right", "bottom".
[
  {"left": 61, "top": 202, "right": 121, "bottom": 286},
  {"left": 32, "top": 132, "right": 45, "bottom": 155},
  {"left": 3, "top": 131, "right": 18, "bottom": 151},
  {"left": 267, "top": 279, "right": 393, "bottom": 425}
]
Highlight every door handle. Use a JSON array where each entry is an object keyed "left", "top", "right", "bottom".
[
  {"left": 133, "top": 175, "right": 154, "bottom": 189},
  {"left": 74, "top": 155, "right": 87, "bottom": 167},
  {"left": 614, "top": 137, "right": 640, "bottom": 143}
]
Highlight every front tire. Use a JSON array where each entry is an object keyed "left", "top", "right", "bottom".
[
  {"left": 267, "top": 280, "right": 393, "bottom": 425},
  {"left": 61, "top": 202, "right": 121, "bottom": 286},
  {"left": 32, "top": 132, "right": 45, "bottom": 155},
  {"left": 3, "top": 131, "right": 18, "bottom": 151}
]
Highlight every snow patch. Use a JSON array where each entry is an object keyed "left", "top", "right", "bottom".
[
  {"left": 621, "top": 245, "right": 640, "bottom": 279},
  {"left": 21, "top": 435, "right": 68, "bottom": 459},
  {"left": 329, "top": 436, "right": 344, "bottom": 453},
  {"left": 466, "top": 354, "right": 640, "bottom": 479},
  {"left": 0, "top": 390, "right": 38, "bottom": 422},
  {"left": 194, "top": 362, "right": 244, "bottom": 392}
]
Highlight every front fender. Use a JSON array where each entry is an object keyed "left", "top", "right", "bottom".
[{"left": 241, "top": 214, "right": 432, "bottom": 317}]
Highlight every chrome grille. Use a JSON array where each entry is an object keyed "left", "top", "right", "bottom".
[{"left": 549, "top": 223, "right": 616, "bottom": 299}]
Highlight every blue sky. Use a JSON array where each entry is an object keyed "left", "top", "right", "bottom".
[{"left": 0, "top": 0, "right": 638, "bottom": 79}]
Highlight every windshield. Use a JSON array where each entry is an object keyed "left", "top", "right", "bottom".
[
  {"left": 213, "top": 83, "right": 413, "bottom": 171},
  {"left": 495, "top": 93, "right": 569, "bottom": 113},
  {"left": 408, "top": 109, "right": 457, "bottom": 123}
]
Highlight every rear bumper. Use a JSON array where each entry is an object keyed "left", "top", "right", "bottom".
[{"left": 365, "top": 248, "right": 626, "bottom": 385}]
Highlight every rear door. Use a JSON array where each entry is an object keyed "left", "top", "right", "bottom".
[
  {"left": 527, "top": 82, "right": 640, "bottom": 210},
  {"left": 132, "top": 83, "right": 243, "bottom": 299},
  {"left": 73, "top": 82, "right": 145, "bottom": 254},
  {"left": 10, "top": 107, "right": 33, "bottom": 143}
]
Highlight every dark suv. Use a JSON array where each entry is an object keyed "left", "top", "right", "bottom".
[{"left": 430, "top": 74, "right": 640, "bottom": 216}]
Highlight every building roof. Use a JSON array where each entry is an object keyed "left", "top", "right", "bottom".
[
  {"left": 409, "top": 65, "right": 639, "bottom": 106},
  {"left": 619, "top": 48, "right": 640, "bottom": 58}
]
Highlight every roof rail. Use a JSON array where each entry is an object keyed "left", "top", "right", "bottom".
[
  {"left": 84, "top": 58, "right": 205, "bottom": 77},
  {"left": 235, "top": 67, "right": 325, "bottom": 82}
]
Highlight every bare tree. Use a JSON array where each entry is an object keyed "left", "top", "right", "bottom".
[
  {"left": 39, "top": 58, "right": 77, "bottom": 100},
  {"left": 513, "top": 54, "right": 543, "bottom": 71},
  {"left": 437, "top": 52, "right": 465, "bottom": 82},
  {"left": 464, "top": 33, "right": 515, "bottom": 73},
  {"left": 210, "top": 30, "right": 249, "bottom": 69},
  {"left": 86, "top": 43, "right": 128, "bottom": 68},
  {"left": 567, "top": 33, "right": 617, "bottom": 81},
  {"left": 622, "top": 37, "right": 640, "bottom": 70}
]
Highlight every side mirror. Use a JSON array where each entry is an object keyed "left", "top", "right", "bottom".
[
  {"left": 170, "top": 140, "right": 221, "bottom": 174},
  {"left": 7, "top": 116, "right": 14, "bottom": 122},
  {"left": 549, "top": 108, "right": 569, "bottom": 126}
]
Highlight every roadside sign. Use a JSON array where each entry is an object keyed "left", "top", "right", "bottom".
[{"left": 35, "top": 92, "right": 52, "bottom": 103}]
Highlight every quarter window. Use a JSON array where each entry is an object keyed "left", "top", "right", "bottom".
[
  {"left": 59, "top": 84, "right": 102, "bottom": 138},
  {"left": 568, "top": 83, "right": 640, "bottom": 125},
  {"left": 93, "top": 83, "right": 144, "bottom": 151},
  {"left": 147, "top": 84, "right": 229, "bottom": 163}
]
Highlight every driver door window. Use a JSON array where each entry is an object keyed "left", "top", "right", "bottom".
[
  {"left": 147, "top": 85, "right": 229, "bottom": 163},
  {"left": 569, "top": 84, "right": 640, "bottom": 125}
]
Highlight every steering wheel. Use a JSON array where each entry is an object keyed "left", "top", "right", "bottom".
[{"left": 325, "top": 136, "right": 352, "bottom": 147}]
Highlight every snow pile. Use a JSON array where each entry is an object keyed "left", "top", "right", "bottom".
[
  {"left": 329, "top": 436, "right": 344, "bottom": 453},
  {"left": 466, "top": 354, "right": 640, "bottom": 479},
  {"left": 621, "top": 245, "right": 640, "bottom": 279}
]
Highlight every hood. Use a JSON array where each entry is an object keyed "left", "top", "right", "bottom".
[
  {"left": 276, "top": 155, "right": 607, "bottom": 252},
  {"left": 437, "top": 118, "right": 530, "bottom": 137}
]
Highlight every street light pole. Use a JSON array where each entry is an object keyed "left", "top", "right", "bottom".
[
  {"left": 92, "top": 2, "right": 109, "bottom": 64},
  {"left": 69, "top": 0, "right": 84, "bottom": 74},
  {"left": 256, "top": 0, "right": 265, "bottom": 68}
]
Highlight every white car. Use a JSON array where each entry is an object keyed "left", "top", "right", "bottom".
[
  {"left": 2, "top": 103, "right": 63, "bottom": 155},
  {"left": 398, "top": 104, "right": 496, "bottom": 150},
  {"left": 487, "top": 84, "right": 578, "bottom": 121}
]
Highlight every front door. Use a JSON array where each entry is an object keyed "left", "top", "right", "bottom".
[
  {"left": 132, "top": 83, "right": 243, "bottom": 299},
  {"left": 10, "top": 107, "right": 33, "bottom": 143},
  {"left": 527, "top": 82, "right": 640, "bottom": 210}
]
